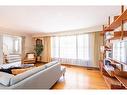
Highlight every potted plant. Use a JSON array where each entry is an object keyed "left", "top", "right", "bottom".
[{"left": 34, "top": 44, "right": 44, "bottom": 62}]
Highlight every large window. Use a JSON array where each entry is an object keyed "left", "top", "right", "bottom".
[
  {"left": 51, "top": 34, "right": 90, "bottom": 66},
  {"left": 77, "top": 35, "right": 89, "bottom": 60},
  {"left": 60, "top": 36, "right": 76, "bottom": 59},
  {"left": 3, "top": 35, "right": 22, "bottom": 55}
]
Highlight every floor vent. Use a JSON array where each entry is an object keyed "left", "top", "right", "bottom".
[{"left": 86, "top": 67, "right": 93, "bottom": 70}]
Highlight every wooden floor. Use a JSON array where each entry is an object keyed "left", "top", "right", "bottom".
[{"left": 51, "top": 65, "right": 108, "bottom": 89}]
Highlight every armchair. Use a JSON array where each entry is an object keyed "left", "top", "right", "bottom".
[{"left": 23, "top": 53, "right": 36, "bottom": 64}]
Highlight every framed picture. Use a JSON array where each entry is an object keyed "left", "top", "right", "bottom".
[{"left": 36, "top": 39, "right": 42, "bottom": 45}]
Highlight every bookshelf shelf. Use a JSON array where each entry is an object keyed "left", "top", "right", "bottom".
[
  {"left": 104, "top": 9, "right": 127, "bottom": 32},
  {"left": 104, "top": 65, "right": 115, "bottom": 77},
  {"left": 115, "top": 75, "right": 127, "bottom": 88},
  {"left": 103, "top": 75, "right": 123, "bottom": 89}
]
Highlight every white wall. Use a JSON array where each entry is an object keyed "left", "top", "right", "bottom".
[{"left": 24, "top": 36, "right": 33, "bottom": 53}]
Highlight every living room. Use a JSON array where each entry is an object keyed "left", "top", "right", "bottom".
[{"left": 0, "top": 0, "right": 127, "bottom": 95}]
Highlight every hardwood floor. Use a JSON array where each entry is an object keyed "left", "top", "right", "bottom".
[{"left": 51, "top": 65, "right": 108, "bottom": 89}]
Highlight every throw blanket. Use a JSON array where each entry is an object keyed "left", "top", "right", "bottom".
[
  {"left": 0, "top": 67, "right": 21, "bottom": 74},
  {"left": 0, "top": 67, "right": 35, "bottom": 75}
]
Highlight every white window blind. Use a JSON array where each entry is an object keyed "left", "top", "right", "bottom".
[
  {"left": 51, "top": 34, "right": 90, "bottom": 66},
  {"left": 60, "top": 36, "right": 76, "bottom": 59}
]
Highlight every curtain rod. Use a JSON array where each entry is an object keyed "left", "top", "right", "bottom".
[{"left": 51, "top": 32, "right": 91, "bottom": 37}]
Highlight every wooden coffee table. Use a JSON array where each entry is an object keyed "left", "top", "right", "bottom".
[
  {"left": 11, "top": 67, "right": 35, "bottom": 75},
  {"left": 11, "top": 64, "right": 35, "bottom": 75}
]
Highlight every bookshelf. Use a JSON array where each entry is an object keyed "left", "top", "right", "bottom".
[{"left": 99, "top": 5, "right": 127, "bottom": 89}]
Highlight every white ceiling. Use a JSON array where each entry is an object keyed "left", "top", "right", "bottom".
[{"left": 0, "top": 6, "right": 121, "bottom": 34}]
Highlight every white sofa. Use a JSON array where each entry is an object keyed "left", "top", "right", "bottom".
[{"left": 0, "top": 61, "right": 65, "bottom": 89}]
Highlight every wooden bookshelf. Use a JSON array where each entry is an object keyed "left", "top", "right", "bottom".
[
  {"left": 106, "top": 58, "right": 121, "bottom": 65},
  {"left": 101, "top": 63, "right": 126, "bottom": 89},
  {"left": 99, "top": 5, "right": 127, "bottom": 89},
  {"left": 103, "top": 75, "right": 123, "bottom": 89},
  {"left": 104, "top": 65, "right": 115, "bottom": 77},
  {"left": 115, "top": 75, "right": 127, "bottom": 88},
  {"left": 104, "top": 9, "right": 127, "bottom": 32},
  {"left": 105, "top": 31, "right": 127, "bottom": 40}
]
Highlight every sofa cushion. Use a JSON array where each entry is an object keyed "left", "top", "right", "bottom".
[
  {"left": 45, "top": 61, "right": 58, "bottom": 68},
  {"left": 10, "top": 65, "right": 46, "bottom": 86},
  {"left": 0, "top": 72, "right": 14, "bottom": 86}
]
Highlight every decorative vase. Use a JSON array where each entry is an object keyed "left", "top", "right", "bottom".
[{"left": 37, "top": 56, "right": 41, "bottom": 62}]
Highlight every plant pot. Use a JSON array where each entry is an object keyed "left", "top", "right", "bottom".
[{"left": 36, "top": 56, "right": 41, "bottom": 62}]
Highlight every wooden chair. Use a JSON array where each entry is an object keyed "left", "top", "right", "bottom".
[{"left": 23, "top": 53, "right": 36, "bottom": 64}]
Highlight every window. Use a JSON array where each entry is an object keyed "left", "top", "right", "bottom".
[
  {"left": 51, "top": 34, "right": 90, "bottom": 66},
  {"left": 60, "top": 36, "right": 76, "bottom": 59},
  {"left": 3, "top": 35, "right": 22, "bottom": 55},
  {"left": 77, "top": 34, "right": 89, "bottom": 60}
]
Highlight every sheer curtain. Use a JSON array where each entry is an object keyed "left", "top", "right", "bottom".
[
  {"left": 51, "top": 34, "right": 91, "bottom": 66},
  {"left": 41, "top": 36, "right": 51, "bottom": 62}
]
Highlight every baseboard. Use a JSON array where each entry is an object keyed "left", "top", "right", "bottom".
[{"left": 61, "top": 63, "right": 99, "bottom": 70}]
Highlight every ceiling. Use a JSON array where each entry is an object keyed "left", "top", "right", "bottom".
[{"left": 0, "top": 6, "right": 121, "bottom": 34}]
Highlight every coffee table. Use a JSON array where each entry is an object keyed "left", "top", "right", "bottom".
[
  {"left": 11, "top": 64, "right": 35, "bottom": 75},
  {"left": 0, "top": 64, "right": 35, "bottom": 75}
]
